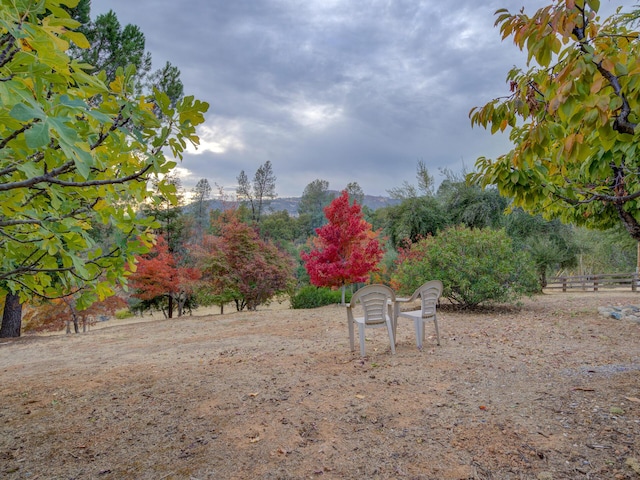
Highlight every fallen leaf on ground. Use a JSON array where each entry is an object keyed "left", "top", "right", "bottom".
[{"left": 625, "top": 457, "right": 640, "bottom": 474}]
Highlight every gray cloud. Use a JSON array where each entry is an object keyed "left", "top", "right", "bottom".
[{"left": 89, "top": 0, "right": 619, "bottom": 198}]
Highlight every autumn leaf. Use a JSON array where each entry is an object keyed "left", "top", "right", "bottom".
[{"left": 302, "top": 190, "right": 384, "bottom": 289}]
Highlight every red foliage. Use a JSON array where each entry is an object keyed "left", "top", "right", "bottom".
[
  {"left": 128, "top": 235, "right": 200, "bottom": 303},
  {"left": 218, "top": 217, "right": 294, "bottom": 310},
  {"left": 22, "top": 295, "right": 127, "bottom": 334},
  {"left": 190, "top": 212, "right": 295, "bottom": 310},
  {"left": 301, "top": 190, "right": 384, "bottom": 288}
]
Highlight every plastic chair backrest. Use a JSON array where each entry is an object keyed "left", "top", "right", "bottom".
[
  {"left": 419, "top": 280, "right": 443, "bottom": 318},
  {"left": 351, "top": 285, "right": 395, "bottom": 325}
]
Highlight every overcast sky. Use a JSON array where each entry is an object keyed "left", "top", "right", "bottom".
[{"left": 89, "top": 0, "right": 621, "bottom": 199}]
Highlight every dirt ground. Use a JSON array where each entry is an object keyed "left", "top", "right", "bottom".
[{"left": 1, "top": 291, "right": 639, "bottom": 480}]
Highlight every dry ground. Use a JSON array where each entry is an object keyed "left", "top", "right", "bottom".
[{"left": 1, "top": 291, "right": 639, "bottom": 480}]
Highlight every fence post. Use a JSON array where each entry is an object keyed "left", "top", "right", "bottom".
[
  {"left": 634, "top": 273, "right": 638, "bottom": 292},
  {"left": 562, "top": 277, "right": 567, "bottom": 293},
  {"left": 594, "top": 275, "right": 598, "bottom": 292}
]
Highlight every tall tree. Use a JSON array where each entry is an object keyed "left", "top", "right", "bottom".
[
  {"left": 259, "top": 210, "right": 302, "bottom": 245},
  {"left": 345, "top": 182, "right": 365, "bottom": 206},
  {"left": 70, "top": 9, "right": 151, "bottom": 88},
  {"left": 191, "top": 178, "right": 212, "bottom": 238},
  {"left": 388, "top": 160, "right": 434, "bottom": 199},
  {"left": 146, "top": 61, "right": 184, "bottom": 110},
  {"left": 0, "top": 0, "right": 208, "bottom": 337},
  {"left": 436, "top": 171, "right": 508, "bottom": 230},
  {"left": 384, "top": 197, "right": 449, "bottom": 249},
  {"left": 236, "top": 160, "right": 277, "bottom": 224},
  {"left": 68, "top": 2, "right": 183, "bottom": 108},
  {"left": 297, "top": 179, "right": 334, "bottom": 233},
  {"left": 140, "top": 173, "right": 191, "bottom": 255},
  {"left": 469, "top": 1, "right": 640, "bottom": 241},
  {"left": 302, "top": 190, "right": 385, "bottom": 304}
]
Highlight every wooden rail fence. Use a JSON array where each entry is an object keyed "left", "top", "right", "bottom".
[{"left": 546, "top": 273, "right": 639, "bottom": 292}]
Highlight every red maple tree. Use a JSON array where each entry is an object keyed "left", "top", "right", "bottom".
[
  {"left": 128, "top": 236, "right": 200, "bottom": 317},
  {"left": 301, "top": 190, "right": 384, "bottom": 303}
]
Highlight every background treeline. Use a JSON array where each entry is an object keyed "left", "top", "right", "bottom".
[{"left": 22, "top": 162, "right": 636, "bottom": 333}]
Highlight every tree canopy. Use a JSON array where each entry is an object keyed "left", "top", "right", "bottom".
[
  {"left": 470, "top": 1, "right": 640, "bottom": 240},
  {"left": 212, "top": 214, "right": 294, "bottom": 311},
  {"left": 302, "top": 190, "right": 384, "bottom": 303},
  {"left": 0, "top": 0, "right": 208, "bottom": 335},
  {"left": 236, "top": 160, "right": 277, "bottom": 224},
  {"left": 297, "top": 179, "right": 334, "bottom": 233}
]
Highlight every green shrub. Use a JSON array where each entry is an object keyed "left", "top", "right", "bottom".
[
  {"left": 391, "top": 225, "right": 538, "bottom": 308},
  {"left": 290, "top": 285, "right": 350, "bottom": 309},
  {"left": 115, "top": 309, "right": 134, "bottom": 319}
]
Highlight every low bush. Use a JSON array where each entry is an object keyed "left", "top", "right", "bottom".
[
  {"left": 290, "top": 286, "right": 350, "bottom": 309},
  {"left": 115, "top": 309, "right": 134, "bottom": 320},
  {"left": 391, "top": 225, "right": 538, "bottom": 308}
]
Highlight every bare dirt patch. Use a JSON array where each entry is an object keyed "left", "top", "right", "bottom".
[{"left": 1, "top": 292, "right": 639, "bottom": 479}]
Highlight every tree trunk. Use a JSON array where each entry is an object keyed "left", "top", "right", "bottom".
[
  {"left": 167, "top": 295, "right": 173, "bottom": 318},
  {"left": 616, "top": 205, "right": 640, "bottom": 241},
  {"left": 341, "top": 285, "right": 346, "bottom": 305},
  {"left": 62, "top": 297, "right": 79, "bottom": 334},
  {"left": 0, "top": 293, "right": 23, "bottom": 338}
]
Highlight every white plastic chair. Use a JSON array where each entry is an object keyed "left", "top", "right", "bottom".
[
  {"left": 346, "top": 284, "right": 396, "bottom": 356},
  {"left": 397, "top": 280, "right": 443, "bottom": 349}
]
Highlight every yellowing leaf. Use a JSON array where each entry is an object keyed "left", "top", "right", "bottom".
[
  {"left": 590, "top": 75, "right": 604, "bottom": 94},
  {"left": 601, "top": 57, "right": 615, "bottom": 72},
  {"left": 19, "top": 37, "right": 35, "bottom": 52},
  {"left": 93, "top": 199, "right": 108, "bottom": 211},
  {"left": 564, "top": 134, "right": 575, "bottom": 155},
  {"left": 109, "top": 76, "right": 126, "bottom": 95},
  {"left": 65, "top": 31, "right": 90, "bottom": 49}
]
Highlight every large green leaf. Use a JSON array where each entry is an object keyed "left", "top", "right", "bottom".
[
  {"left": 25, "top": 122, "right": 50, "bottom": 148},
  {"left": 9, "top": 103, "right": 45, "bottom": 122}
]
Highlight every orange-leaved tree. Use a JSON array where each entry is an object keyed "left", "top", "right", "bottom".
[
  {"left": 469, "top": 1, "right": 640, "bottom": 240},
  {"left": 22, "top": 295, "right": 127, "bottom": 334},
  {"left": 128, "top": 236, "right": 200, "bottom": 318},
  {"left": 302, "top": 190, "right": 385, "bottom": 304}
]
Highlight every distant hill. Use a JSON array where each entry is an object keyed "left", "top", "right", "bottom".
[{"left": 195, "top": 193, "right": 400, "bottom": 216}]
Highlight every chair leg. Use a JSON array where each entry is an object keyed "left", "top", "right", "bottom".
[
  {"left": 358, "top": 324, "right": 366, "bottom": 356},
  {"left": 386, "top": 320, "right": 396, "bottom": 354},
  {"left": 414, "top": 319, "right": 422, "bottom": 350},
  {"left": 434, "top": 316, "right": 440, "bottom": 346},
  {"left": 348, "top": 318, "right": 355, "bottom": 352}
]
